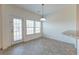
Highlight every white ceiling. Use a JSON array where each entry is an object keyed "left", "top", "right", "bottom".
[{"left": 15, "top": 4, "right": 70, "bottom": 16}]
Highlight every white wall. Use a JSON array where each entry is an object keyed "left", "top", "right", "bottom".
[
  {"left": 1, "top": 4, "right": 41, "bottom": 49},
  {"left": 0, "top": 5, "right": 2, "bottom": 49},
  {"left": 77, "top": 5, "right": 79, "bottom": 31},
  {"left": 43, "top": 5, "right": 76, "bottom": 46},
  {"left": 77, "top": 4, "right": 79, "bottom": 55}
]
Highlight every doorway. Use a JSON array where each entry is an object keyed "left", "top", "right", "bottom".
[{"left": 12, "top": 18, "right": 23, "bottom": 44}]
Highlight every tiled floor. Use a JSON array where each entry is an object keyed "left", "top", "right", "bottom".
[{"left": 0, "top": 38, "right": 76, "bottom": 55}]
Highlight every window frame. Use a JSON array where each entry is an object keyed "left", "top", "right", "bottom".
[
  {"left": 26, "top": 20, "right": 41, "bottom": 35},
  {"left": 13, "top": 18, "right": 22, "bottom": 41},
  {"left": 35, "top": 21, "right": 41, "bottom": 33},
  {"left": 26, "top": 20, "right": 34, "bottom": 35}
]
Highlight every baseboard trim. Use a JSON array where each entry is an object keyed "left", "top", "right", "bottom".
[
  {"left": 43, "top": 36, "right": 76, "bottom": 48},
  {"left": 1, "top": 36, "right": 42, "bottom": 51}
]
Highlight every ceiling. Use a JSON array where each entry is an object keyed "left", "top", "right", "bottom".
[{"left": 15, "top": 4, "right": 70, "bottom": 16}]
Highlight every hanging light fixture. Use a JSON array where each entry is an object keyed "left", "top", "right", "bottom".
[{"left": 40, "top": 4, "right": 46, "bottom": 21}]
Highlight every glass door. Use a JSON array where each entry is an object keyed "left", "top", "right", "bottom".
[{"left": 13, "top": 18, "right": 22, "bottom": 42}]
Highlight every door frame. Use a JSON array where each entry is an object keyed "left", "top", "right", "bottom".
[{"left": 9, "top": 15, "right": 24, "bottom": 45}]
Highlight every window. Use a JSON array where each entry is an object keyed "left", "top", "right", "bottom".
[
  {"left": 26, "top": 20, "right": 34, "bottom": 35},
  {"left": 13, "top": 18, "right": 22, "bottom": 41},
  {"left": 35, "top": 21, "right": 41, "bottom": 33},
  {"left": 26, "top": 20, "right": 41, "bottom": 35}
]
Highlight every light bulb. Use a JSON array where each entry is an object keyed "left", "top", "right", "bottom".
[{"left": 40, "top": 18, "right": 46, "bottom": 21}]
